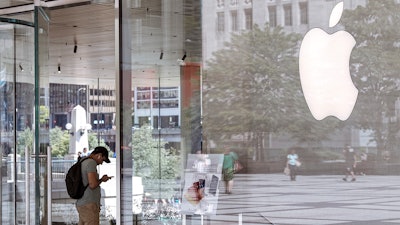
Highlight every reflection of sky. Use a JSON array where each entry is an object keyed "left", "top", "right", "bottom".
[{"left": 359, "top": 130, "right": 376, "bottom": 148}]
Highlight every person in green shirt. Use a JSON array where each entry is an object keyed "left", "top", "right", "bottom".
[{"left": 222, "top": 148, "right": 238, "bottom": 194}]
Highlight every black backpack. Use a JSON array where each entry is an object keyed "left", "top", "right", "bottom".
[{"left": 65, "top": 157, "right": 89, "bottom": 199}]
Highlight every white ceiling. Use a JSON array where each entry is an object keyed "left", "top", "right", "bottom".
[
  {"left": 47, "top": 3, "right": 116, "bottom": 85},
  {"left": 0, "top": 0, "right": 189, "bottom": 87}
]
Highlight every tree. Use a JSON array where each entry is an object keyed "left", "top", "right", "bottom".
[
  {"left": 131, "top": 124, "right": 180, "bottom": 179},
  {"left": 203, "top": 24, "right": 341, "bottom": 160},
  {"left": 342, "top": 0, "right": 400, "bottom": 161},
  {"left": 48, "top": 126, "right": 111, "bottom": 158},
  {"left": 39, "top": 105, "right": 49, "bottom": 128},
  {"left": 131, "top": 124, "right": 181, "bottom": 199},
  {"left": 88, "top": 134, "right": 109, "bottom": 152},
  {"left": 49, "top": 126, "right": 70, "bottom": 157},
  {"left": 17, "top": 128, "right": 33, "bottom": 156}
]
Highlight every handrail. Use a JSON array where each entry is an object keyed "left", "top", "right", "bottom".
[
  {"left": 0, "top": 0, "right": 93, "bottom": 15},
  {"left": 0, "top": 17, "right": 34, "bottom": 27}
]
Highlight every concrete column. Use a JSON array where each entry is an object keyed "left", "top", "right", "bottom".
[{"left": 67, "top": 105, "right": 91, "bottom": 158}]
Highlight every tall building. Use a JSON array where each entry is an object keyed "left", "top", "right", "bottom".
[{"left": 203, "top": 0, "right": 366, "bottom": 63}]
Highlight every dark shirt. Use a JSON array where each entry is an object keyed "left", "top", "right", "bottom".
[{"left": 344, "top": 148, "right": 355, "bottom": 163}]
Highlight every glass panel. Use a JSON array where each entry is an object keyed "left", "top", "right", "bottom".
[
  {"left": 201, "top": 0, "right": 400, "bottom": 224},
  {"left": 0, "top": 15, "right": 35, "bottom": 224},
  {"left": 0, "top": 21, "right": 16, "bottom": 225},
  {"left": 16, "top": 21, "right": 35, "bottom": 225},
  {"left": 37, "top": 6, "right": 50, "bottom": 225},
  {"left": 121, "top": 0, "right": 202, "bottom": 224},
  {"left": 43, "top": 3, "right": 117, "bottom": 225}
]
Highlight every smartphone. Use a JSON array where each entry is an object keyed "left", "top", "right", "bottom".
[{"left": 209, "top": 175, "right": 219, "bottom": 196}]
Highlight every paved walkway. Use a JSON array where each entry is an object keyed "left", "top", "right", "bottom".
[{"left": 187, "top": 174, "right": 400, "bottom": 225}]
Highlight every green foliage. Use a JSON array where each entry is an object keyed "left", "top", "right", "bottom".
[
  {"left": 131, "top": 124, "right": 180, "bottom": 180},
  {"left": 204, "top": 24, "right": 301, "bottom": 136},
  {"left": 203, "top": 23, "right": 342, "bottom": 147},
  {"left": 48, "top": 127, "right": 111, "bottom": 158},
  {"left": 88, "top": 133, "right": 110, "bottom": 152},
  {"left": 342, "top": 0, "right": 400, "bottom": 158},
  {"left": 17, "top": 128, "right": 33, "bottom": 156},
  {"left": 49, "top": 127, "right": 70, "bottom": 157},
  {"left": 39, "top": 105, "right": 49, "bottom": 125},
  {"left": 296, "top": 148, "right": 343, "bottom": 163}
]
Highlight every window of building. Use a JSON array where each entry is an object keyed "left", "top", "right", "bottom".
[
  {"left": 268, "top": 6, "right": 277, "bottom": 27},
  {"left": 137, "top": 101, "right": 151, "bottom": 109},
  {"left": 230, "top": 0, "right": 238, "bottom": 6},
  {"left": 138, "top": 116, "right": 151, "bottom": 127},
  {"left": 245, "top": 9, "right": 253, "bottom": 30},
  {"left": 152, "top": 87, "right": 178, "bottom": 99},
  {"left": 91, "top": 113, "right": 113, "bottom": 130},
  {"left": 217, "top": 0, "right": 224, "bottom": 8},
  {"left": 231, "top": 10, "right": 238, "bottom": 31},
  {"left": 217, "top": 12, "right": 225, "bottom": 32},
  {"left": 300, "top": 2, "right": 308, "bottom": 25},
  {"left": 153, "top": 100, "right": 179, "bottom": 108},
  {"left": 284, "top": 4, "right": 292, "bottom": 26},
  {"left": 153, "top": 115, "right": 179, "bottom": 128}
]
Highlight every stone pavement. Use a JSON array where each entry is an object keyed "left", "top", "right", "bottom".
[{"left": 187, "top": 174, "right": 400, "bottom": 225}]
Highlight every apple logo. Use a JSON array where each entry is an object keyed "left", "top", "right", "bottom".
[{"left": 299, "top": 1, "right": 358, "bottom": 121}]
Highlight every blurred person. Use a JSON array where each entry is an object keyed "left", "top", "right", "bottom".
[
  {"left": 222, "top": 147, "right": 238, "bottom": 194},
  {"left": 286, "top": 148, "right": 300, "bottom": 181},
  {"left": 358, "top": 151, "right": 368, "bottom": 175},
  {"left": 343, "top": 145, "right": 357, "bottom": 182},
  {"left": 82, "top": 147, "right": 89, "bottom": 157},
  {"left": 77, "top": 151, "right": 82, "bottom": 161},
  {"left": 383, "top": 150, "right": 390, "bottom": 162}
]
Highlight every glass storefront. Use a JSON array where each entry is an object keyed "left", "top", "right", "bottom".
[
  {"left": 1, "top": 0, "right": 400, "bottom": 224},
  {"left": 0, "top": 15, "right": 36, "bottom": 224}
]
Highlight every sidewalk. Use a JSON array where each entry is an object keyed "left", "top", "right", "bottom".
[{"left": 188, "top": 174, "right": 400, "bottom": 225}]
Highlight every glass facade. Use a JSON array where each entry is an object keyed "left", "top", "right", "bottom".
[{"left": 1, "top": 0, "right": 400, "bottom": 224}]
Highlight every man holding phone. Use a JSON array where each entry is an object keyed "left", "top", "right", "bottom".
[{"left": 76, "top": 146, "right": 112, "bottom": 225}]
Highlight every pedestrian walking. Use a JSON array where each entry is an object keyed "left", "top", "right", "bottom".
[
  {"left": 358, "top": 151, "right": 368, "bottom": 175},
  {"left": 343, "top": 144, "right": 357, "bottom": 182},
  {"left": 286, "top": 148, "right": 300, "bottom": 181},
  {"left": 222, "top": 147, "right": 239, "bottom": 194}
]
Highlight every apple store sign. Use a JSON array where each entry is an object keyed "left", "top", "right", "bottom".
[{"left": 299, "top": 2, "right": 358, "bottom": 121}]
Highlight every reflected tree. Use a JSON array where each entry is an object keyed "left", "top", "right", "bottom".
[
  {"left": 131, "top": 124, "right": 180, "bottom": 179},
  {"left": 17, "top": 127, "right": 33, "bottom": 156},
  {"left": 342, "top": 0, "right": 400, "bottom": 162},
  {"left": 203, "top": 24, "right": 341, "bottom": 161},
  {"left": 131, "top": 124, "right": 181, "bottom": 199},
  {"left": 49, "top": 127, "right": 109, "bottom": 157},
  {"left": 88, "top": 134, "right": 109, "bottom": 151}
]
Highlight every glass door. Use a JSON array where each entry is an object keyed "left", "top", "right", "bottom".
[
  {"left": 0, "top": 17, "right": 35, "bottom": 224},
  {"left": 36, "top": 6, "right": 51, "bottom": 225},
  {"left": 119, "top": 1, "right": 202, "bottom": 224}
]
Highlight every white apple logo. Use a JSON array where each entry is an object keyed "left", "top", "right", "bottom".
[{"left": 299, "top": 1, "right": 358, "bottom": 121}]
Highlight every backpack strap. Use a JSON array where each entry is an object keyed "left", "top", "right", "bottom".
[{"left": 80, "top": 157, "right": 90, "bottom": 189}]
